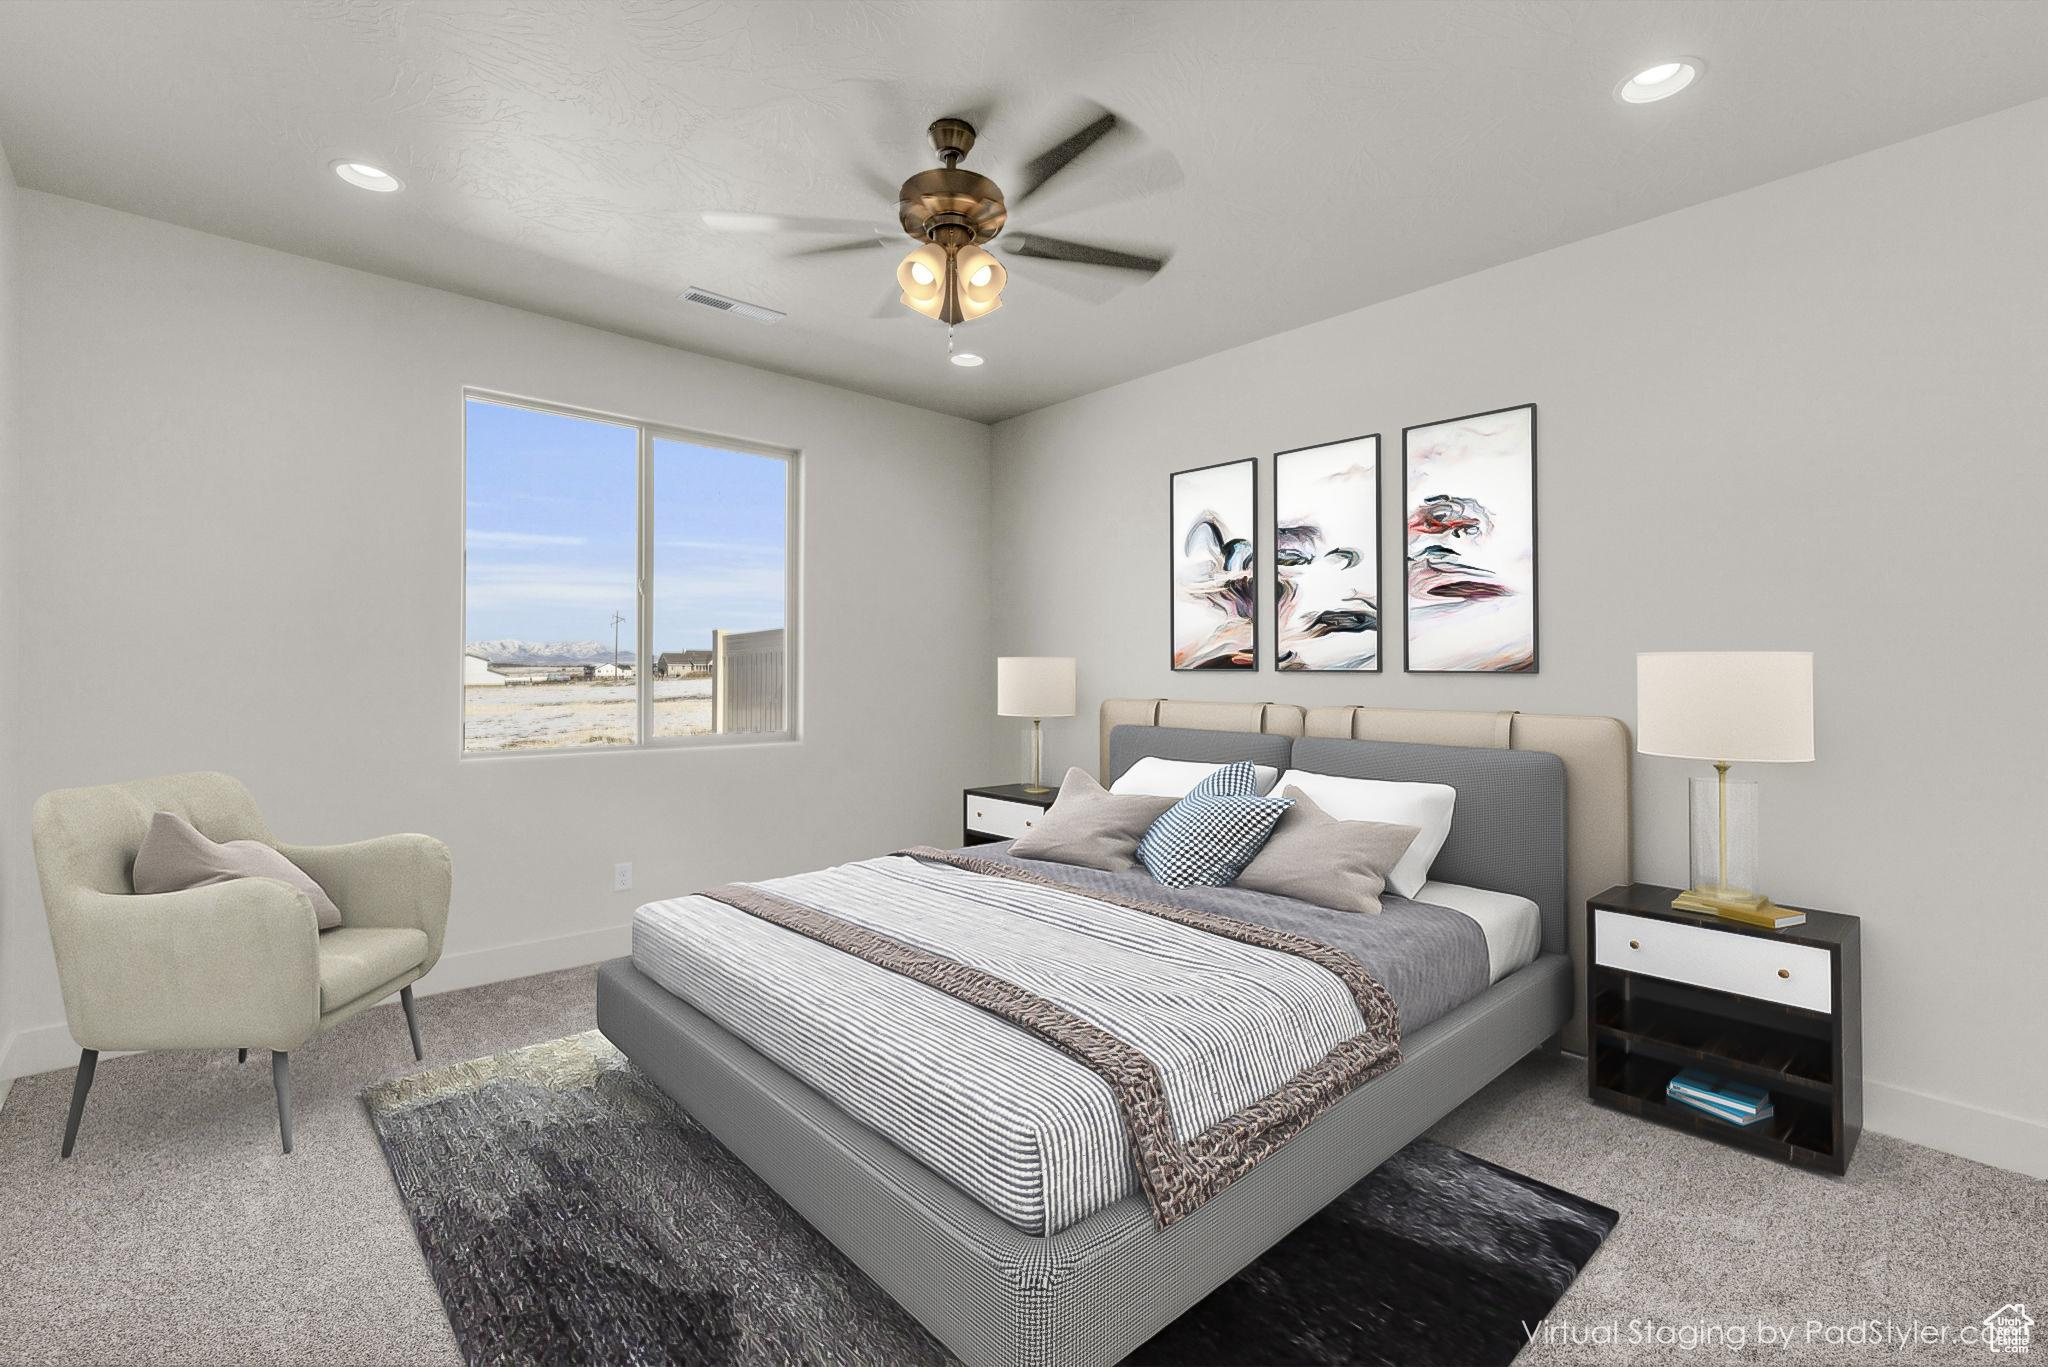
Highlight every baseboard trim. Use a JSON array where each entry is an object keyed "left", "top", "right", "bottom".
[
  {"left": 0, "top": 922, "right": 632, "bottom": 1083},
  {"left": 410, "top": 922, "right": 631, "bottom": 1001},
  {"left": 1865, "top": 1077, "right": 2048, "bottom": 1179},
  {"left": 0, "top": 1021, "right": 95, "bottom": 1083}
]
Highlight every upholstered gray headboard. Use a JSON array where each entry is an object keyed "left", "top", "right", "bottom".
[
  {"left": 1106, "top": 725, "right": 1295, "bottom": 786},
  {"left": 1100, "top": 699, "right": 1632, "bottom": 1052},
  {"left": 1105, "top": 725, "right": 1568, "bottom": 956},
  {"left": 1292, "top": 738, "right": 1566, "bottom": 956}
]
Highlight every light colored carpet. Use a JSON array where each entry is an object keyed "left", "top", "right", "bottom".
[{"left": 0, "top": 964, "right": 2038, "bottom": 1366}]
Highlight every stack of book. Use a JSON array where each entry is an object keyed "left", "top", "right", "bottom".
[
  {"left": 1712, "top": 902, "right": 1807, "bottom": 930},
  {"left": 1666, "top": 1068, "right": 1775, "bottom": 1127}
]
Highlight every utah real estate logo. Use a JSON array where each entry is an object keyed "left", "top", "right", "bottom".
[{"left": 1984, "top": 1304, "right": 2032, "bottom": 1355}]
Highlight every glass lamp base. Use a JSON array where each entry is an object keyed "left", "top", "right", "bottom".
[
  {"left": 1688, "top": 774, "right": 1760, "bottom": 885},
  {"left": 1677, "top": 771, "right": 1777, "bottom": 920}
]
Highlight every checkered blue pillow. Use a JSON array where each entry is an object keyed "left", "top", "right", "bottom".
[
  {"left": 1136, "top": 788, "right": 1294, "bottom": 889},
  {"left": 1184, "top": 761, "right": 1261, "bottom": 799}
]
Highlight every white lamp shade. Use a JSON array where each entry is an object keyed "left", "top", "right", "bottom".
[
  {"left": 997, "top": 657, "right": 1075, "bottom": 718},
  {"left": 954, "top": 244, "right": 1005, "bottom": 320},
  {"left": 897, "top": 243, "right": 949, "bottom": 320},
  {"left": 1637, "top": 652, "right": 1815, "bottom": 763}
]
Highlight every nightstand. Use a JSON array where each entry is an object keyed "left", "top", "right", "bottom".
[
  {"left": 1585, "top": 884, "right": 1862, "bottom": 1174},
  {"left": 962, "top": 784, "right": 1058, "bottom": 846}
]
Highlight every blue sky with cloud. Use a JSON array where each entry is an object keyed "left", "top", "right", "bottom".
[{"left": 464, "top": 398, "right": 786, "bottom": 651}]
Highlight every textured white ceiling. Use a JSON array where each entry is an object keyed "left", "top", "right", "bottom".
[{"left": 2, "top": 0, "right": 2045, "bottom": 423}]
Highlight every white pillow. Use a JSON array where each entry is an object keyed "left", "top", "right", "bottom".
[
  {"left": 1270, "top": 769, "right": 1455, "bottom": 898},
  {"left": 1110, "top": 756, "right": 1281, "bottom": 798}
]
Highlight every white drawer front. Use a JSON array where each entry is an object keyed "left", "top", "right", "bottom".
[
  {"left": 1595, "top": 909, "right": 1832, "bottom": 1013},
  {"left": 964, "top": 795, "right": 1044, "bottom": 841}
]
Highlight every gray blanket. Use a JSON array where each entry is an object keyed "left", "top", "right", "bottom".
[
  {"left": 968, "top": 843, "right": 1491, "bottom": 1034},
  {"left": 631, "top": 845, "right": 1494, "bottom": 1234},
  {"left": 699, "top": 847, "right": 1401, "bottom": 1227}
]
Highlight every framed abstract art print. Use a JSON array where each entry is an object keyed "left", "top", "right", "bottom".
[
  {"left": 1273, "top": 435, "right": 1380, "bottom": 671},
  {"left": 1170, "top": 458, "right": 1257, "bottom": 670},
  {"left": 1402, "top": 404, "right": 1538, "bottom": 673}
]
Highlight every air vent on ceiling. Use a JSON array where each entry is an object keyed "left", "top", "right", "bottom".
[{"left": 678, "top": 286, "right": 785, "bottom": 324}]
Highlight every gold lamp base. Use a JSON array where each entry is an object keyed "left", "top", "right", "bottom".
[
  {"left": 1672, "top": 884, "right": 1766, "bottom": 914},
  {"left": 1671, "top": 885, "right": 1788, "bottom": 927}
]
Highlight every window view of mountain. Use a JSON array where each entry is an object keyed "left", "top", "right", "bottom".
[{"left": 464, "top": 640, "right": 638, "bottom": 666}]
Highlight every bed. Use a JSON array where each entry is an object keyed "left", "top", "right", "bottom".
[{"left": 597, "top": 699, "right": 1630, "bottom": 1367}]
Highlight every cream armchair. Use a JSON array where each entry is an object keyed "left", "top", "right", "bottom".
[{"left": 31, "top": 772, "right": 450, "bottom": 1157}]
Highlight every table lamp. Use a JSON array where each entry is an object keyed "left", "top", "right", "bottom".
[
  {"left": 1637, "top": 652, "right": 1814, "bottom": 922},
  {"left": 997, "top": 657, "right": 1075, "bottom": 792}
]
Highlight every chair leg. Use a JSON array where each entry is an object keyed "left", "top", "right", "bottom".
[
  {"left": 271, "top": 1051, "right": 294, "bottom": 1155},
  {"left": 399, "top": 985, "right": 423, "bottom": 1062},
  {"left": 238, "top": 1048, "right": 247, "bottom": 1064},
  {"left": 59, "top": 1049, "right": 98, "bottom": 1159}
]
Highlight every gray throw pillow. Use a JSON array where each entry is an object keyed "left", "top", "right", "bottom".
[
  {"left": 1234, "top": 787, "right": 1420, "bottom": 914},
  {"left": 1008, "top": 768, "right": 1177, "bottom": 872},
  {"left": 132, "top": 810, "right": 343, "bottom": 929}
]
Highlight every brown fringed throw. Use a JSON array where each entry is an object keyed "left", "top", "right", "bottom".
[{"left": 698, "top": 847, "right": 1401, "bottom": 1226}]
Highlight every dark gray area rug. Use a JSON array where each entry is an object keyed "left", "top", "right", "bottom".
[{"left": 365, "top": 1031, "right": 1617, "bottom": 1367}]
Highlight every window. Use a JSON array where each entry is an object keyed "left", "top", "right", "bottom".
[{"left": 463, "top": 393, "right": 796, "bottom": 754}]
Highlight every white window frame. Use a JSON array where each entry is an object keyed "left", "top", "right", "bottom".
[{"left": 460, "top": 387, "right": 802, "bottom": 758}]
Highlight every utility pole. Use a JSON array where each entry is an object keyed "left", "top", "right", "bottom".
[{"left": 610, "top": 610, "right": 627, "bottom": 672}]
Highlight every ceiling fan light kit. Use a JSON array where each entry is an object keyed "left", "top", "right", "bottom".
[
  {"left": 896, "top": 118, "right": 1012, "bottom": 326},
  {"left": 710, "top": 102, "right": 1170, "bottom": 345},
  {"left": 896, "top": 238, "right": 1006, "bottom": 325}
]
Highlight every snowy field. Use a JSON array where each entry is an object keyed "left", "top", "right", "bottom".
[{"left": 463, "top": 677, "right": 713, "bottom": 750}]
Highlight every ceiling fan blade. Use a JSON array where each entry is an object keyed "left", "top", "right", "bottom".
[
  {"left": 853, "top": 166, "right": 901, "bottom": 206},
  {"left": 1013, "top": 105, "right": 1122, "bottom": 204},
  {"left": 1007, "top": 259, "right": 1125, "bottom": 306},
  {"left": 701, "top": 210, "right": 889, "bottom": 236},
  {"left": 787, "top": 237, "right": 891, "bottom": 258},
  {"left": 1011, "top": 145, "right": 1186, "bottom": 222},
  {"left": 1003, "top": 232, "right": 1169, "bottom": 274}
]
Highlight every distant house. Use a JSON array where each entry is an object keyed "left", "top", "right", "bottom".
[
  {"left": 463, "top": 651, "right": 507, "bottom": 687},
  {"left": 593, "top": 661, "right": 634, "bottom": 679},
  {"left": 657, "top": 649, "right": 714, "bottom": 677}
]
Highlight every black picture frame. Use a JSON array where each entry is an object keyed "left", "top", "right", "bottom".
[
  {"left": 1272, "top": 433, "right": 1383, "bottom": 672},
  {"left": 1400, "top": 403, "right": 1539, "bottom": 674},
  {"left": 1169, "top": 457, "right": 1258, "bottom": 671}
]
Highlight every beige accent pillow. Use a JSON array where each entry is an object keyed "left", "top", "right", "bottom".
[
  {"left": 1008, "top": 768, "right": 1177, "bottom": 872},
  {"left": 132, "top": 810, "right": 342, "bottom": 929},
  {"left": 1235, "top": 787, "right": 1420, "bottom": 914}
]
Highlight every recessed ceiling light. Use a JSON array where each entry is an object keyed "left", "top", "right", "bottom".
[
  {"left": 950, "top": 352, "right": 985, "bottom": 368},
  {"left": 1616, "top": 57, "right": 1702, "bottom": 104},
  {"left": 332, "top": 160, "right": 403, "bottom": 192}
]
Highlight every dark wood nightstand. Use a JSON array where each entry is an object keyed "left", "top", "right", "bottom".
[
  {"left": 962, "top": 784, "right": 1058, "bottom": 846},
  {"left": 1586, "top": 883, "right": 1862, "bottom": 1174}
]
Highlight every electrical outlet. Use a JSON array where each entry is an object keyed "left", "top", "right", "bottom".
[{"left": 613, "top": 862, "right": 633, "bottom": 892}]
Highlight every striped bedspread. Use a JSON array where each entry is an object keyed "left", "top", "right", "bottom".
[{"left": 631, "top": 848, "right": 1399, "bottom": 1234}]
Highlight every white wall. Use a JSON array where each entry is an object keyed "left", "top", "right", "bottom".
[
  {"left": 1, "top": 192, "right": 993, "bottom": 1078},
  {"left": 989, "top": 100, "right": 2048, "bottom": 1176},
  {"left": 0, "top": 139, "right": 20, "bottom": 1109}
]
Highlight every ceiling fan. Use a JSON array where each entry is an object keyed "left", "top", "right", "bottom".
[{"left": 702, "top": 102, "right": 1174, "bottom": 334}]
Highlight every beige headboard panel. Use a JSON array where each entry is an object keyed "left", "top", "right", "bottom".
[{"left": 1100, "top": 698, "right": 1631, "bottom": 1052}]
